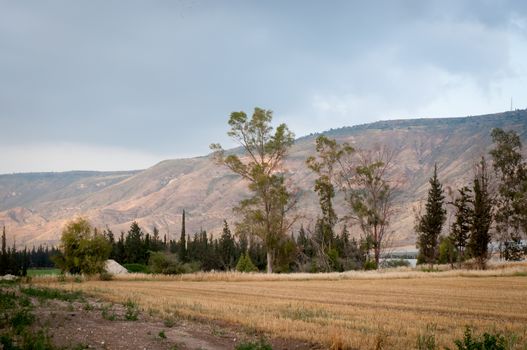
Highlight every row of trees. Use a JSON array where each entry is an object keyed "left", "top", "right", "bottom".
[
  {"left": 8, "top": 109, "right": 526, "bottom": 276},
  {"left": 103, "top": 214, "right": 372, "bottom": 273},
  {"left": 416, "top": 128, "right": 527, "bottom": 269},
  {"left": 0, "top": 227, "right": 59, "bottom": 276},
  {"left": 211, "top": 108, "right": 398, "bottom": 272},
  {"left": 52, "top": 210, "right": 379, "bottom": 275}
]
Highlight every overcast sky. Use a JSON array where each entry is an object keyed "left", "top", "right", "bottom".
[{"left": 1, "top": 0, "right": 527, "bottom": 173}]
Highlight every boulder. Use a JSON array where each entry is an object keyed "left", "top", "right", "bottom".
[{"left": 104, "top": 259, "right": 128, "bottom": 274}]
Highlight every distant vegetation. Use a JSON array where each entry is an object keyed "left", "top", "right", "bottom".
[{"left": 2, "top": 110, "right": 526, "bottom": 277}]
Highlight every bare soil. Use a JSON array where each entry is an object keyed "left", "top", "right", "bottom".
[{"left": 33, "top": 296, "right": 316, "bottom": 350}]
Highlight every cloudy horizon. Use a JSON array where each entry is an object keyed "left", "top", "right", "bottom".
[{"left": 2, "top": 0, "right": 527, "bottom": 174}]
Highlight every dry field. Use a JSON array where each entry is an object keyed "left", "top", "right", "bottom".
[{"left": 35, "top": 266, "right": 527, "bottom": 349}]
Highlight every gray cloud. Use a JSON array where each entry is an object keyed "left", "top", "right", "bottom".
[{"left": 1, "top": 0, "right": 527, "bottom": 172}]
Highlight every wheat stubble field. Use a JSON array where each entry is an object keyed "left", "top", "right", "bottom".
[{"left": 38, "top": 271, "right": 527, "bottom": 349}]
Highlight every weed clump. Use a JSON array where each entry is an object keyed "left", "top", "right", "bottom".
[
  {"left": 124, "top": 299, "right": 139, "bottom": 321},
  {"left": 235, "top": 339, "right": 272, "bottom": 350},
  {"left": 417, "top": 324, "right": 437, "bottom": 350},
  {"left": 446, "top": 327, "right": 506, "bottom": 350}
]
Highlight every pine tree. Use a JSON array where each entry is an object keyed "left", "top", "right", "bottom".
[
  {"left": 179, "top": 210, "right": 187, "bottom": 262},
  {"left": 416, "top": 164, "right": 446, "bottom": 267},
  {"left": 468, "top": 157, "right": 493, "bottom": 269},
  {"left": 152, "top": 226, "right": 161, "bottom": 251},
  {"left": 449, "top": 186, "right": 473, "bottom": 267},
  {"left": 1, "top": 226, "right": 7, "bottom": 275},
  {"left": 218, "top": 220, "right": 236, "bottom": 270},
  {"left": 124, "top": 222, "right": 147, "bottom": 264}
]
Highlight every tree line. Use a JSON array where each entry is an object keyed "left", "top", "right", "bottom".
[
  {"left": 4, "top": 108, "right": 526, "bottom": 276},
  {"left": 0, "top": 226, "right": 60, "bottom": 276},
  {"left": 416, "top": 128, "right": 527, "bottom": 269}
]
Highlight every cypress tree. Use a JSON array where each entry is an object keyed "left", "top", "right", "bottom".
[
  {"left": 1, "top": 227, "right": 6, "bottom": 275},
  {"left": 179, "top": 210, "right": 187, "bottom": 262},
  {"left": 416, "top": 164, "right": 446, "bottom": 267},
  {"left": 218, "top": 220, "right": 236, "bottom": 270},
  {"left": 449, "top": 186, "right": 473, "bottom": 267},
  {"left": 469, "top": 157, "right": 493, "bottom": 269}
]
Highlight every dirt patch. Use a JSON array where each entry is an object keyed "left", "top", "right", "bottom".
[{"left": 32, "top": 296, "right": 316, "bottom": 350}]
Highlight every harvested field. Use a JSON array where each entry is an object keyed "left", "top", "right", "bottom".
[{"left": 37, "top": 272, "right": 527, "bottom": 349}]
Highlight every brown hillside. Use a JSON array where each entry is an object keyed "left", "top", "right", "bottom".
[{"left": 1, "top": 110, "right": 526, "bottom": 249}]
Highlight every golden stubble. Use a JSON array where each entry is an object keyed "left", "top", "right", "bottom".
[{"left": 37, "top": 269, "right": 527, "bottom": 349}]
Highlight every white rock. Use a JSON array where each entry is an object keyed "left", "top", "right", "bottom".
[
  {"left": 0, "top": 274, "right": 17, "bottom": 281},
  {"left": 104, "top": 259, "right": 129, "bottom": 274}
]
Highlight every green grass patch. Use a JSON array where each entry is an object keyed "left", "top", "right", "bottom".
[
  {"left": 20, "top": 286, "right": 83, "bottom": 302},
  {"left": 235, "top": 339, "right": 273, "bottom": 350},
  {"left": 26, "top": 268, "right": 61, "bottom": 277},
  {"left": 123, "top": 263, "right": 150, "bottom": 273},
  {"left": 0, "top": 289, "right": 18, "bottom": 310}
]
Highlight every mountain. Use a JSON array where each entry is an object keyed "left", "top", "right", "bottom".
[{"left": 1, "top": 110, "right": 526, "bottom": 249}]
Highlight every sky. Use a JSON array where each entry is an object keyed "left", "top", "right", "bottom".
[{"left": 1, "top": 0, "right": 527, "bottom": 173}]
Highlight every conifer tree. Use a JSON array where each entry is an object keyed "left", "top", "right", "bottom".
[
  {"left": 125, "top": 221, "right": 147, "bottom": 264},
  {"left": 416, "top": 164, "right": 446, "bottom": 267},
  {"left": 0, "top": 227, "right": 7, "bottom": 275},
  {"left": 468, "top": 157, "right": 493, "bottom": 269},
  {"left": 218, "top": 220, "right": 236, "bottom": 270},
  {"left": 179, "top": 210, "right": 187, "bottom": 262},
  {"left": 449, "top": 186, "right": 473, "bottom": 267}
]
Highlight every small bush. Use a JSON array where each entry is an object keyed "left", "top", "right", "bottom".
[
  {"left": 235, "top": 339, "right": 272, "bottom": 350},
  {"left": 164, "top": 317, "right": 176, "bottom": 328},
  {"left": 101, "top": 305, "right": 117, "bottom": 321},
  {"left": 158, "top": 330, "right": 166, "bottom": 339},
  {"left": 236, "top": 253, "right": 258, "bottom": 272},
  {"left": 10, "top": 308, "right": 35, "bottom": 334},
  {"left": 0, "top": 290, "right": 18, "bottom": 310},
  {"left": 148, "top": 252, "right": 197, "bottom": 275},
  {"left": 363, "top": 260, "right": 377, "bottom": 270},
  {"left": 124, "top": 299, "right": 139, "bottom": 321},
  {"left": 446, "top": 327, "right": 506, "bottom": 350},
  {"left": 1, "top": 329, "right": 56, "bottom": 350}
]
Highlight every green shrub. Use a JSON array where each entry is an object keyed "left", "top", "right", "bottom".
[
  {"left": 158, "top": 330, "right": 166, "bottom": 339},
  {"left": 10, "top": 308, "right": 35, "bottom": 334},
  {"left": 124, "top": 299, "right": 139, "bottom": 321},
  {"left": 101, "top": 305, "right": 117, "bottom": 321},
  {"left": 446, "top": 327, "right": 506, "bottom": 350},
  {"left": 148, "top": 252, "right": 194, "bottom": 275},
  {"left": 236, "top": 253, "right": 258, "bottom": 272},
  {"left": 235, "top": 339, "right": 272, "bottom": 350},
  {"left": 363, "top": 259, "right": 377, "bottom": 270},
  {"left": 99, "top": 271, "right": 113, "bottom": 281},
  {"left": 0, "top": 290, "right": 18, "bottom": 310},
  {"left": 164, "top": 317, "right": 176, "bottom": 328},
  {"left": 123, "top": 263, "right": 150, "bottom": 273}
]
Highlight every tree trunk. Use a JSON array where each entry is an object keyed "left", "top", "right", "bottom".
[
  {"left": 266, "top": 250, "right": 273, "bottom": 274},
  {"left": 374, "top": 246, "right": 381, "bottom": 269}
]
